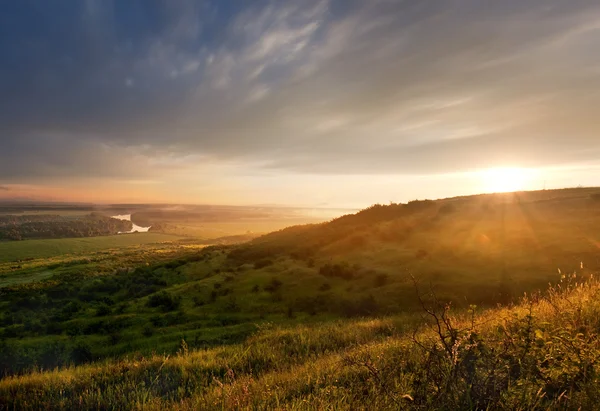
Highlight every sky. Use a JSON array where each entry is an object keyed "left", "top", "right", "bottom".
[{"left": 1, "top": 0, "right": 599, "bottom": 208}]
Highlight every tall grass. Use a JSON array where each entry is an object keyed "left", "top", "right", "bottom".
[{"left": 2, "top": 273, "right": 600, "bottom": 410}]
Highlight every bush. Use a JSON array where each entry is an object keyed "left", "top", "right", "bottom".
[
  {"left": 83, "top": 320, "right": 105, "bottom": 335},
  {"left": 264, "top": 278, "right": 283, "bottom": 293},
  {"left": 294, "top": 294, "right": 329, "bottom": 316},
  {"left": 70, "top": 342, "right": 93, "bottom": 364},
  {"left": 338, "top": 295, "right": 379, "bottom": 317},
  {"left": 254, "top": 258, "right": 274, "bottom": 269},
  {"left": 224, "top": 297, "right": 239, "bottom": 312},
  {"left": 95, "top": 303, "right": 111, "bottom": 316},
  {"left": 114, "top": 303, "right": 128, "bottom": 314},
  {"left": 319, "top": 262, "right": 355, "bottom": 280},
  {"left": 147, "top": 291, "right": 181, "bottom": 312}
]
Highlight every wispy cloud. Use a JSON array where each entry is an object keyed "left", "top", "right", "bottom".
[{"left": 1, "top": 0, "right": 599, "bottom": 184}]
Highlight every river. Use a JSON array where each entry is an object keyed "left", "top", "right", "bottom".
[{"left": 111, "top": 214, "right": 151, "bottom": 233}]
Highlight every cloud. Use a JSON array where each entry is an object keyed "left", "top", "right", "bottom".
[
  {"left": 1, "top": 0, "right": 600, "bottom": 182},
  {"left": 0, "top": 186, "right": 9, "bottom": 191}
]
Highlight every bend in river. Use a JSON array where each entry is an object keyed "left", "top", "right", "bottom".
[{"left": 111, "top": 214, "right": 151, "bottom": 233}]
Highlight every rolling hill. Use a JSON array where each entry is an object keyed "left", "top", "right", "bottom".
[{"left": 1, "top": 187, "right": 600, "bottom": 409}]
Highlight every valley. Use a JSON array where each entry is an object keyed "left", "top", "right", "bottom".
[{"left": 1, "top": 188, "right": 600, "bottom": 409}]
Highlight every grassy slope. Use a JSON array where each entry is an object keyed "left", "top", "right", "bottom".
[
  {"left": 2, "top": 189, "right": 600, "bottom": 363},
  {"left": 224, "top": 188, "right": 600, "bottom": 308},
  {"left": 2, "top": 274, "right": 599, "bottom": 410}
]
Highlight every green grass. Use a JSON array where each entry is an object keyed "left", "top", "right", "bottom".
[
  {"left": 0, "top": 234, "right": 203, "bottom": 290},
  {"left": 0, "top": 269, "right": 54, "bottom": 287},
  {"left": 0, "top": 233, "right": 184, "bottom": 263},
  {"left": 2, "top": 188, "right": 600, "bottom": 409},
  {"left": 3, "top": 189, "right": 600, "bottom": 375},
  {"left": 2, "top": 275, "right": 600, "bottom": 410}
]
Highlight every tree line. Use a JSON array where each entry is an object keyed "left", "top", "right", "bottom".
[{"left": 0, "top": 214, "right": 132, "bottom": 241}]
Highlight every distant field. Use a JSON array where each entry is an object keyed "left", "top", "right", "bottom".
[
  {"left": 147, "top": 218, "right": 327, "bottom": 239},
  {"left": 0, "top": 210, "right": 92, "bottom": 217},
  {"left": 0, "top": 233, "right": 184, "bottom": 263}
]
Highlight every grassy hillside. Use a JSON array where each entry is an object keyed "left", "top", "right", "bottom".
[
  {"left": 2, "top": 188, "right": 600, "bottom": 408},
  {"left": 2, "top": 272, "right": 599, "bottom": 410}
]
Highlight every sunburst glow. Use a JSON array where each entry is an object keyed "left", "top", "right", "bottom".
[{"left": 479, "top": 167, "right": 537, "bottom": 193}]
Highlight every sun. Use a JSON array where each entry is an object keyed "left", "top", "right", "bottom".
[{"left": 479, "top": 167, "right": 535, "bottom": 193}]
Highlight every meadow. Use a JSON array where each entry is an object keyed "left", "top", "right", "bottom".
[
  {"left": 1, "top": 188, "right": 600, "bottom": 409},
  {"left": 0, "top": 233, "right": 185, "bottom": 264},
  {"left": 2, "top": 269, "right": 599, "bottom": 410}
]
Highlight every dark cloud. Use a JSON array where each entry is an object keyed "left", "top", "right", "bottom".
[
  {"left": 1, "top": 0, "right": 600, "bottom": 181},
  {"left": 0, "top": 186, "right": 9, "bottom": 191}
]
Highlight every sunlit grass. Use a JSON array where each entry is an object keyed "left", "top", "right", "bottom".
[
  {"left": 3, "top": 188, "right": 600, "bottom": 409},
  {"left": 3, "top": 276, "right": 600, "bottom": 410}
]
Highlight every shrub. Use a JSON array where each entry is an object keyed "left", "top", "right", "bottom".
[
  {"left": 83, "top": 320, "right": 105, "bottom": 335},
  {"left": 294, "top": 294, "right": 329, "bottom": 316},
  {"left": 62, "top": 301, "right": 81, "bottom": 316},
  {"left": 254, "top": 258, "right": 274, "bottom": 269},
  {"left": 264, "top": 278, "right": 283, "bottom": 293},
  {"left": 147, "top": 291, "right": 181, "bottom": 312},
  {"left": 114, "top": 303, "right": 128, "bottom": 314},
  {"left": 70, "top": 342, "right": 93, "bottom": 364},
  {"left": 224, "top": 297, "right": 239, "bottom": 312},
  {"left": 45, "top": 321, "right": 63, "bottom": 335},
  {"left": 338, "top": 295, "right": 379, "bottom": 317},
  {"left": 95, "top": 303, "right": 111, "bottom": 317},
  {"left": 319, "top": 262, "right": 355, "bottom": 280}
]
